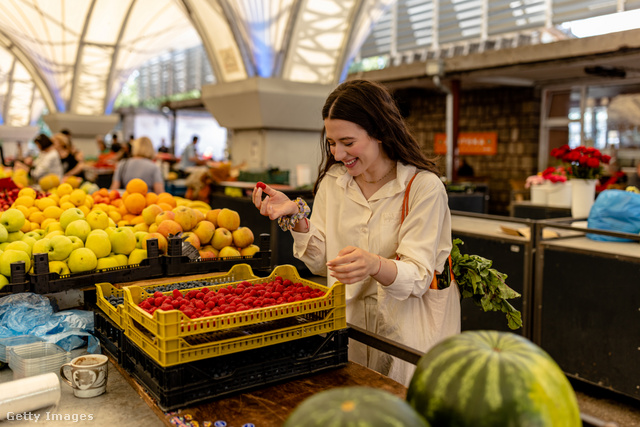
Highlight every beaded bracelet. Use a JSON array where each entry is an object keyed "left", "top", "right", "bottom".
[{"left": 278, "top": 197, "right": 311, "bottom": 231}]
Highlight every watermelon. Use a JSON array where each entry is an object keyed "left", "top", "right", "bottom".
[
  {"left": 283, "top": 386, "right": 429, "bottom": 426},
  {"left": 406, "top": 330, "right": 581, "bottom": 426}
]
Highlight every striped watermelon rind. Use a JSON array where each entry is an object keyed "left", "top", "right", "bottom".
[
  {"left": 283, "top": 386, "right": 430, "bottom": 426},
  {"left": 406, "top": 330, "right": 581, "bottom": 426}
]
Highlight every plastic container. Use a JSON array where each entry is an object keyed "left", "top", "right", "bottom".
[
  {"left": 164, "top": 234, "right": 272, "bottom": 277},
  {"left": 93, "top": 310, "right": 124, "bottom": 364},
  {"left": 0, "top": 336, "right": 46, "bottom": 363},
  {"left": 8, "top": 342, "right": 71, "bottom": 379},
  {"left": 122, "top": 329, "right": 348, "bottom": 411},
  {"left": 96, "top": 263, "right": 260, "bottom": 329},
  {"left": 27, "top": 239, "right": 163, "bottom": 294},
  {"left": 123, "top": 264, "right": 345, "bottom": 339}
]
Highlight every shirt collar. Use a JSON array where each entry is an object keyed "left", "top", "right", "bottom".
[{"left": 328, "top": 162, "right": 419, "bottom": 196}]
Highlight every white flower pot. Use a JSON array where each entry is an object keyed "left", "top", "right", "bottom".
[
  {"left": 547, "top": 181, "right": 572, "bottom": 208},
  {"left": 571, "top": 179, "right": 598, "bottom": 218},
  {"left": 530, "top": 183, "right": 550, "bottom": 205}
]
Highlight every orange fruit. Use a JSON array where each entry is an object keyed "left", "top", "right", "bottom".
[
  {"left": 130, "top": 215, "right": 145, "bottom": 225},
  {"left": 157, "top": 202, "right": 173, "bottom": 211},
  {"left": 145, "top": 192, "right": 158, "bottom": 206},
  {"left": 126, "top": 178, "right": 148, "bottom": 196},
  {"left": 124, "top": 193, "right": 146, "bottom": 215},
  {"left": 156, "top": 192, "right": 176, "bottom": 208}
]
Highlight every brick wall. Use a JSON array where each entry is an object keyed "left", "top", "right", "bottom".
[{"left": 396, "top": 86, "right": 541, "bottom": 215}]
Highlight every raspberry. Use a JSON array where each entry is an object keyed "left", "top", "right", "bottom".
[{"left": 256, "top": 182, "right": 267, "bottom": 190}]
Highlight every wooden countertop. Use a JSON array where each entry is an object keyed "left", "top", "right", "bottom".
[{"left": 114, "top": 360, "right": 406, "bottom": 427}]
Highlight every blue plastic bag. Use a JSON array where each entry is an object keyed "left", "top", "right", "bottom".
[
  {"left": 0, "top": 293, "right": 100, "bottom": 353},
  {"left": 587, "top": 189, "right": 640, "bottom": 242}
]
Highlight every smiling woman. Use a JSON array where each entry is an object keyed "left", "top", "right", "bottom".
[{"left": 251, "top": 79, "right": 460, "bottom": 386}]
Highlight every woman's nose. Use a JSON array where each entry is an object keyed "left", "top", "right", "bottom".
[{"left": 333, "top": 145, "right": 345, "bottom": 161}]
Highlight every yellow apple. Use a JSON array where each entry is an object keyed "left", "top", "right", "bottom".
[
  {"left": 134, "top": 231, "right": 149, "bottom": 249},
  {"left": 68, "top": 248, "right": 98, "bottom": 273},
  {"left": 0, "top": 224, "right": 8, "bottom": 243},
  {"left": 240, "top": 244, "right": 260, "bottom": 257},
  {"left": 211, "top": 227, "right": 233, "bottom": 250},
  {"left": 59, "top": 208, "right": 85, "bottom": 230},
  {"left": 128, "top": 248, "right": 147, "bottom": 265},
  {"left": 0, "top": 249, "right": 31, "bottom": 278},
  {"left": 20, "top": 235, "right": 37, "bottom": 250},
  {"left": 192, "top": 208, "right": 205, "bottom": 225},
  {"left": 49, "top": 260, "right": 70, "bottom": 276},
  {"left": 34, "top": 197, "right": 56, "bottom": 211},
  {"left": 148, "top": 223, "right": 159, "bottom": 233},
  {"left": 216, "top": 208, "right": 240, "bottom": 231},
  {"left": 86, "top": 210, "right": 109, "bottom": 230},
  {"left": 0, "top": 274, "right": 8, "bottom": 290},
  {"left": 23, "top": 230, "right": 44, "bottom": 241},
  {"left": 133, "top": 222, "right": 149, "bottom": 232},
  {"left": 155, "top": 210, "right": 175, "bottom": 226},
  {"left": 33, "top": 235, "right": 74, "bottom": 261},
  {"left": 85, "top": 229, "right": 111, "bottom": 258},
  {"left": 97, "top": 256, "right": 119, "bottom": 270},
  {"left": 193, "top": 220, "right": 215, "bottom": 246},
  {"left": 218, "top": 245, "right": 241, "bottom": 258},
  {"left": 7, "top": 231, "right": 24, "bottom": 242},
  {"left": 68, "top": 235, "right": 84, "bottom": 251},
  {"left": 69, "top": 189, "right": 87, "bottom": 206},
  {"left": 232, "top": 226, "right": 254, "bottom": 249},
  {"left": 142, "top": 204, "right": 163, "bottom": 225},
  {"left": 172, "top": 206, "right": 197, "bottom": 232},
  {"left": 65, "top": 219, "right": 92, "bottom": 242},
  {"left": 5, "top": 240, "right": 32, "bottom": 257},
  {"left": 109, "top": 227, "right": 137, "bottom": 255},
  {"left": 44, "top": 222, "right": 63, "bottom": 235},
  {"left": 205, "top": 209, "right": 221, "bottom": 227},
  {"left": 157, "top": 220, "right": 183, "bottom": 238},
  {"left": 182, "top": 231, "right": 201, "bottom": 250},
  {"left": 199, "top": 250, "right": 217, "bottom": 259},
  {"left": 0, "top": 208, "right": 26, "bottom": 232},
  {"left": 112, "top": 253, "right": 129, "bottom": 266}
]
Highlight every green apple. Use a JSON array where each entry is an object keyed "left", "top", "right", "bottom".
[
  {"left": 105, "top": 226, "right": 116, "bottom": 237},
  {"left": 0, "top": 224, "right": 8, "bottom": 242},
  {"left": 128, "top": 248, "right": 148, "bottom": 265},
  {"left": 108, "top": 218, "right": 116, "bottom": 228},
  {"left": 49, "top": 260, "right": 70, "bottom": 276},
  {"left": 32, "top": 235, "right": 74, "bottom": 261},
  {"left": 5, "top": 241, "right": 31, "bottom": 258},
  {"left": 0, "top": 242, "right": 9, "bottom": 251},
  {"left": 0, "top": 249, "right": 31, "bottom": 278},
  {"left": 68, "top": 248, "right": 98, "bottom": 273},
  {"left": 65, "top": 219, "right": 91, "bottom": 242},
  {"left": 59, "top": 208, "right": 85, "bottom": 230},
  {"left": 97, "top": 256, "right": 119, "bottom": 270},
  {"left": 0, "top": 274, "right": 8, "bottom": 290},
  {"left": 109, "top": 227, "right": 136, "bottom": 255},
  {"left": 24, "top": 229, "right": 45, "bottom": 240},
  {"left": 0, "top": 208, "right": 26, "bottom": 232},
  {"left": 20, "top": 235, "right": 37, "bottom": 250},
  {"left": 112, "top": 253, "right": 128, "bottom": 266},
  {"left": 7, "top": 231, "right": 24, "bottom": 242},
  {"left": 86, "top": 210, "right": 109, "bottom": 230},
  {"left": 134, "top": 231, "right": 149, "bottom": 249},
  {"left": 68, "top": 236, "right": 84, "bottom": 251},
  {"left": 85, "top": 229, "right": 111, "bottom": 258}
]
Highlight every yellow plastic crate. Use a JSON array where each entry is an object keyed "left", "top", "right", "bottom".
[
  {"left": 122, "top": 265, "right": 345, "bottom": 340},
  {"left": 96, "top": 263, "right": 259, "bottom": 329},
  {"left": 124, "top": 306, "right": 346, "bottom": 366}
]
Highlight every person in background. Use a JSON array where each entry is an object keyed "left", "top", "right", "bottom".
[
  {"left": 110, "top": 136, "right": 164, "bottom": 193},
  {"left": 96, "top": 136, "right": 108, "bottom": 155},
  {"left": 14, "top": 134, "right": 64, "bottom": 182},
  {"left": 252, "top": 79, "right": 460, "bottom": 386},
  {"left": 457, "top": 158, "right": 474, "bottom": 178},
  {"left": 177, "top": 135, "right": 206, "bottom": 175},
  {"left": 95, "top": 141, "right": 121, "bottom": 169},
  {"left": 52, "top": 133, "right": 85, "bottom": 179}
]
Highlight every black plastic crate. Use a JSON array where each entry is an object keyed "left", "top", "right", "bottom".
[
  {"left": 28, "top": 239, "right": 163, "bottom": 294},
  {"left": 163, "top": 233, "right": 272, "bottom": 277},
  {"left": 93, "top": 309, "right": 124, "bottom": 364},
  {"left": 0, "top": 262, "right": 31, "bottom": 294},
  {"left": 122, "top": 329, "right": 348, "bottom": 411}
]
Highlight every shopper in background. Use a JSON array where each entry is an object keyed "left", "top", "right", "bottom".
[
  {"left": 14, "top": 133, "right": 64, "bottom": 182},
  {"left": 110, "top": 136, "right": 164, "bottom": 193},
  {"left": 52, "top": 133, "right": 85, "bottom": 179},
  {"left": 252, "top": 79, "right": 459, "bottom": 386},
  {"left": 96, "top": 136, "right": 108, "bottom": 155},
  {"left": 176, "top": 135, "right": 206, "bottom": 176}
]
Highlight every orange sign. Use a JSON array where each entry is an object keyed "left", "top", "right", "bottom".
[{"left": 434, "top": 132, "right": 498, "bottom": 155}]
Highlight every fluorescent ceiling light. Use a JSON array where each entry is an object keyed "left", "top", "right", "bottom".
[{"left": 564, "top": 9, "right": 640, "bottom": 38}]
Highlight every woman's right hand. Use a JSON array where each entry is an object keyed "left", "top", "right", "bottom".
[{"left": 252, "top": 182, "right": 298, "bottom": 220}]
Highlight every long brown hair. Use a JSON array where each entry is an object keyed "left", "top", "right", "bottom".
[{"left": 314, "top": 79, "right": 439, "bottom": 194}]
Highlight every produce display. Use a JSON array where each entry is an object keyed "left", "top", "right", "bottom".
[
  {"left": 0, "top": 177, "right": 260, "bottom": 287},
  {"left": 406, "top": 330, "right": 581, "bottom": 426},
  {"left": 283, "top": 386, "right": 429, "bottom": 427}
]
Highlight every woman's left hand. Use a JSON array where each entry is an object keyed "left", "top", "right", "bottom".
[{"left": 326, "top": 246, "right": 379, "bottom": 284}]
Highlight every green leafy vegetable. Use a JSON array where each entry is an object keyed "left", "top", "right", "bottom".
[{"left": 450, "top": 238, "right": 523, "bottom": 330}]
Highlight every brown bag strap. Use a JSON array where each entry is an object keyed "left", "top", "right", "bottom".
[{"left": 399, "top": 172, "right": 453, "bottom": 290}]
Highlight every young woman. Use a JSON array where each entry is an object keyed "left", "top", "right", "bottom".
[
  {"left": 19, "top": 133, "right": 65, "bottom": 182},
  {"left": 110, "top": 136, "right": 164, "bottom": 193},
  {"left": 252, "top": 79, "right": 460, "bottom": 386},
  {"left": 52, "top": 133, "right": 85, "bottom": 179}
]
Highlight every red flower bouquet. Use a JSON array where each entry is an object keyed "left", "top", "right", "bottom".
[{"left": 550, "top": 145, "right": 611, "bottom": 180}]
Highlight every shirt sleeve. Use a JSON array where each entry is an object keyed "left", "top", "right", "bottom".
[
  {"left": 386, "top": 173, "right": 452, "bottom": 300},
  {"left": 112, "top": 162, "right": 123, "bottom": 184},
  {"left": 291, "top": 181, "right": 328, "bottom": 276}
]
